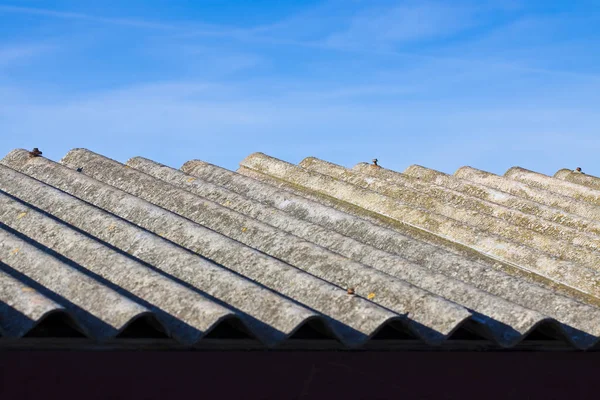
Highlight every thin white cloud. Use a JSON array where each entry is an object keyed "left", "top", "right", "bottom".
[
  {"left": 0, "top": 1, "right": 551, "bottom": 80},
  {"left": 322, "top": 1, "right": 479, "bottom": 49},
  {"left": 174, "top": 1, "right": 591, "bottom": 80},
  {"left": 0, "top": 43, "right": 54, "bottom": 68},
  {"left": 0, "top": 4, "right": 181, "bottom": 29},
  {"left": 176, "top": 1, "right": 477, "bottom": 48},
  {"left": 0, "top": 3, "right": 280, "bottom": 47}
]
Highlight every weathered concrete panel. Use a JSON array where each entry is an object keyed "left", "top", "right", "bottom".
[
  {"left": 239, "top": 153, "right": 600, "bottom": 300},
  {"left": 0, "top": 267, "right": 68, "bottom": 337},
  {"left": 0, "top": 191, "right": 237, "bottom": 344},
  {"left": 402, "top": 165, "right": 600, "bottom": 236},
  {"left": 505, "top": 167, "right": 600, "bottom": 206},
  {"left": 455, "top": 166, "right": 600, "bottom": 221},
  {"left": 0, "top": 165, "right": 323, "bottom": 346},
  {"left": 305, "top": 158, "right": 600, "bottom": 267},
  {"left": 1, "top": 150, "right": 408, "bottom": 346},
  {"left": 0, "top": 227, "right": 154, "bottom": 339}
]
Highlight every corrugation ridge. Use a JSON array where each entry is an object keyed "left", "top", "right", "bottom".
[
  {"left": 555, "top": 169, "right": 600, "bottom": 191},
  {"left": 0, "top": 161, "right": 323, "bottom": 347},
  {"left": 455, "top": 166, "right": 600, "bottom": 221},
  {"left": 304, "top": 157, "right": 600, "bottom": 268},
  {"left": 295, "top": 315, "right": 407, "bottom": 348},
  {"left": 441, "top": 316, "right": 510, "bottom": 347},
  {"left": 554, "top": 169, "right": 573, "bottom": 179},
  {"left": 239, "top": 153, "right": 600, "bottom": 300},
  {"left": 507, "top": 318, "right": 594, "bottom": 350},
  {"left": 402, "top": 165, "right": 600, "bottom": 237},
  {"left": 505, "top": 166, "right": 600, "bottom": 206},
  {"left": 0, "top": 189, "right": 238, "bottom": 345},
  {"left": 127, "top": 156, "right": 565, "bottom": 348},
  {"left": 109, "top": 311, "right": 167, "bottom": 339},
  {"left": 0, "top": 269, "right": 72, "bottom": 337},
  {"left": 194, "top": 314, "right": 258, "bottom": 343},
  {"left": 18, "top": 308, "right": 90, "bottom": 338},
  {"left": 183, "top": 157, "right": 600, "bottom": 337},
  {"left": 273, "top": 315, "right": 341, "bottom": 343},
  {"left": 2, "top": 149, "right": 406, "bottom": 347}
]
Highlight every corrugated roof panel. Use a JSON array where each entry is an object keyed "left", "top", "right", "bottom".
[
  {"left": 358, "top": 162, "right": 600, "bottom": 249},
  {"left": 2, "top": 147, "right": 600, "bottom": 350},
  {"left": 0, "top": 164, "right": 327, "bottom": 345},
  {"left": 0, "top": 225, "right": 154, "bottom": 339},
  {"left": 239, "top": 152, "right": 600, "bottom": 300},
  {"left": 0, "top": 186, "right": 241, "bottom": 344},
  {"left": 455, "top": 166, "right": 600, "bottom": 221},
  {"left": 301, "top": 157, "right": 600, "bottom": 264},
  {"left": 2, "top": 150, "right": 408, "bottom": 346},
  {"left": 0, "top": 268, "right": 68, "bottom": 337},
  {"left": 505, "top": 167, "right": 600, "bottom": 205},
  {"left": 399, "top": 165, "right": 600, "bottom": 238}
]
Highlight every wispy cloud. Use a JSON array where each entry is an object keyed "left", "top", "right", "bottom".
[
  {"left": 0, "top": 1, "right": 537, "bottom": 76},
  {"left": 165, "top": 44, "right": 264, "bottom": 76},
  {"left": 0, "top": 43, "right": 54, "bottom": 68},
  {"left": 323, "top": 1, "right": 479, "bottom": 49},
  {"left": 0, "top": 3, "right": 282, "bottom": 46},
  {"left": 171, "top": 1, "right": 589, "bottom": 80},
  {"left": 0, "top": 4, "right": 179, "bottom": 30},
  {"left": 174, "top": 1, "right": 478, "bottom": 50}
]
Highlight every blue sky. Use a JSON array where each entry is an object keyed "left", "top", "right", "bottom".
[{"left": 1, "top": 1, "right": 599, "bottom": 175}]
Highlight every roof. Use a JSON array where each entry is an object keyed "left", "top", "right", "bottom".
[{"left": 2, "top": 148, "right": 600, "bottom": 351}]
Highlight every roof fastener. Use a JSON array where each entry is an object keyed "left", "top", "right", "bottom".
[{"left": 28, "top": 148, "right": 42, "bottom": 158}]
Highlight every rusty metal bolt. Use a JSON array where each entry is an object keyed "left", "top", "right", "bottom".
[{"left": 28, "top": 148, "right": 43, "bottom": 158}]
